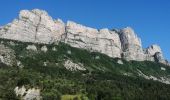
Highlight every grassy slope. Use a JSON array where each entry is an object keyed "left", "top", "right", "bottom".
[{"left": 0, "top": 39, "right": 170, "bottom": 100}]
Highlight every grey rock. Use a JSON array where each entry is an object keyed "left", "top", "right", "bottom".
[
  {"left": 145, "top": 44, "right": 166, "bottom": 64},
  {"left": 41, "top": 46, "right": 48, "bottom": 52},
  {"left": 0, "top": 9, "right": 168, "bottom": 65},
  {"left": 26, "top": 45, "right": 37, "bottom": 51},
  {"left": 0, "top": 44, "right": 16, "bottom": 66},
  {"left": 98, "top": 29, "right": 122, "bottom": 58},
  {"left": 14, "top": 86, "right": 41, "bottom": 100},
  {"left": 17, "top": 60, "right": 24, "bottom": 68},
  {"left": 161, "top": 67, "right": 166, "bottom": 71},
  {"left": 146, "top": 44, "right": 162, "bottom": 56},
  {"left": 0, "top": 9, "right": 65, "bottom": 44},
  {"left": 154, "top": 52, "right": 166, "bottom": 63},
  {"left": 120, "top": 27, "right": 145, "bottom": 61},
  {"left": 63, "top": 21, "right": 122, "bottom": 58},
  {"left": 117, "top": 59, "right": 123, "bottom": 64},
  {"left": 67, "top": 50, "right": 72, "bottom": 55},
  {"left": 95, "top": 56, "right": 100, "bottom": 60},
  {"left": 64, "top": 60, "right": 86, "bottom": 71},
  {"left": 52, "top": 47, "right": 57, "bottom": 51}
]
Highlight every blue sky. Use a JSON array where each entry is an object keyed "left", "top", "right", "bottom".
[{"left": 0, "top": 0, "right": 170, "bottom": 61}]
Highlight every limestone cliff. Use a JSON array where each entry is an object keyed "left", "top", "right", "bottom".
[
  {"left": 0, "top": 9, "right": 168, "bottom": 64},
  {"left": 119, "top": 27, "right": 144, "bottom": 61},
  {"left": 0, "top": 9, "right": 65, "bottom": 44},
  {"left": 63, "top": 21, "right": 122, "bottom": 58}
]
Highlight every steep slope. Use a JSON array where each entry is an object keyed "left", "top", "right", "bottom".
[
  {"left": 0, "top": 9, "right": 170, "bottom": 100},
  {"left": 0, "top": 39, "right": 170, "bottom": 100}
]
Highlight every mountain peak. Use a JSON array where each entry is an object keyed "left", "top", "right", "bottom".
[{"left": 19, "top": 9, "right": 49, "bottom": 17}]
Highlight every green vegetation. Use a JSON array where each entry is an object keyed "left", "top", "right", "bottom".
[
  {"left": 61, "top": 94, "right": 88, "bottom": 100},
  {"left": 0, "top": 39, "right": 170, "bottom": 100}
]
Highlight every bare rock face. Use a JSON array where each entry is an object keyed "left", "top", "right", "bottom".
[
  {"left": 146, "top": 44, "right": 162, "bottom": 56},
  {"left": 63, "top": 21, "right": 122, "bottom": 58},
  {"left": 154, "top": 52, "right": 166, "bottom": 63},
  {"left": 64, "top": 60, "right": 86, "bottom": 71},
  {"left": 98, "top": 29, "right": 122, "bottom": 58},
  {"left": 0, "top": 44, "right": 16, "bottom": 66},
  {"left": 145, "top": 45, "right": 166, "bottom": 63},
  {"left": 119, "top": 27, "right": 145, "bottom": 61},
  {"left": 63, "top": 21, "right": 99, "bottom": 49},
  {"left": 0, "top": 9, "right": 65, "bottom": 44},
  {"left": 14, "top": 86, "right": 41, "bottom": 100},
  {"left": 0, "top": 9, "right": 168, "bottom": 64}
]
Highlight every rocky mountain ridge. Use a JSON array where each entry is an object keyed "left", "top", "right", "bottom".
[{"left": 0, "top": 9, "right": 168, "bottom": 65}]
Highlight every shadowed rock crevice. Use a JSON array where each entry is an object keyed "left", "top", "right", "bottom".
[{"left": 35, "top": 15, "right": 42, "bottom": 41}]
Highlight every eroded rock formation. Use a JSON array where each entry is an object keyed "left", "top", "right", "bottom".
[
  {"left": 0, "top": 9, "right": 168, "bottom": 64},
  {"left": 119, "top": 27, "right": 144, "bottom": 61}
]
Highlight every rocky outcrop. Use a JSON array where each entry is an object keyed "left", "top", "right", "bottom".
[
  {"left": 0, "top": 44, "right": 16, "bottom": 66},
  {"left": 146, "top": 45, "right": 162, "bottom": 56},
  {"left": 154, "top": 52, "right": 165, "bottom": 63},
  {"left": 145, "top": 45, "right": 166, "bottom": 63},
  {"left": 0, "top": 9, "right": 65, "bottom": 44},
  {"left": 0, "top": 9, "right": 168, "bottom": 64},
  {"left": 26, "top": 45, "right": 37, "bottom": 51},
  {"left": 14, "top": 86, "right": 41, "bottom": 100},
  {"left": 64, "top": 60, "right": 86, "bottom": 71},
  {"left": 117, "top": 59, "right": 123, "bottom": 64},
  {"left": 119, "top": 27, "right": 145, "bottom": 61},
  {"left": 41, "top": 46, "right": 48, "bottom": 52}
]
